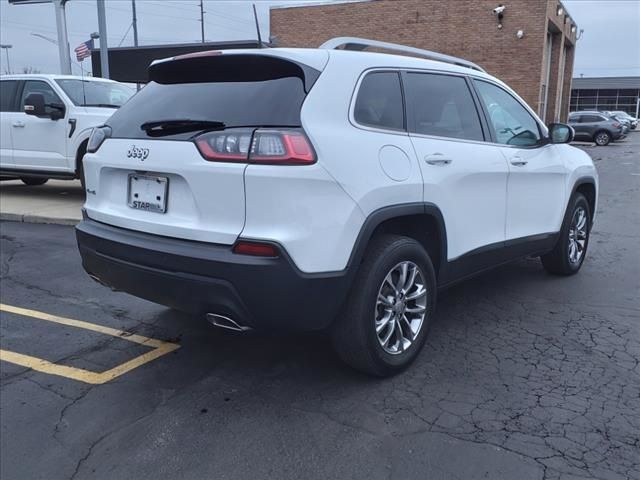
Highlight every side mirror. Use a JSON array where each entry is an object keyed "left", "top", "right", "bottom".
[
  {"left": 49, "top": 102, "right": 66, "bottom": 120},
  {"left": 548, "top": 123, "right": 574, "bottom": 144},
  {"left": 24, "top": 93, "right": 46, "bottom": 117},
  {"left": 24, "top": 93, "right": 65, "bottom": 120}
]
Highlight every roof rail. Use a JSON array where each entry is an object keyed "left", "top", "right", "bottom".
[{"left": 319, "top": 37, "right": 485, "bottom": 73}]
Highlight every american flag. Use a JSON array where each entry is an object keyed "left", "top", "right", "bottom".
[{"left": 74, "top": 39, "right": 93, "bottom": 62}]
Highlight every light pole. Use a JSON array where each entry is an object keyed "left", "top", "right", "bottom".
[
  {"left": 96, "top": 0, "right": 109, "bottom": 79},
  {"left": 0, "top": 44, "right": 12, "bottom": 74},
  {"left": 52, "top": 0, "right": 72, "bottom": 74}
]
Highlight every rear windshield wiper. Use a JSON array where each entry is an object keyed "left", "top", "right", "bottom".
[{"left": 141, "top": 119, "right": 226, "bottom": 136}]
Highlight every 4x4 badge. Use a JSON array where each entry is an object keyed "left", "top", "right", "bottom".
[{"left": 127, "top": 145, "right": 149, "bottom": 161}]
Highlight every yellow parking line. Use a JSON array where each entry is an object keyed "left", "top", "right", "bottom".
[{"left": 0, "top": 303, "right": 180, "bottom": 384}]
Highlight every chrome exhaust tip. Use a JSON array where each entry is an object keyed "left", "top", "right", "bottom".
[
  {"left": 206, "top": 313, "right": 251, "bottom": 332},
  {"left": 88, "top": 273, "right": 118, "bottom": 291}
]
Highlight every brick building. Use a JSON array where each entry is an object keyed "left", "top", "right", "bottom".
[{"left": 270, "top": 0, "right": 578, "bottom": 122}]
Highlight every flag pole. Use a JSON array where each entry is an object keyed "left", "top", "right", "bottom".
[{"left": 79, "top": 55, "right": 87, "bottom": 106}]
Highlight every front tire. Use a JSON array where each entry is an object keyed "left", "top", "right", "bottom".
[
  {"left": 541, "top": 193, "right": 591, "bottom": 275},
  {"left": 331, "top": 235, "right": 437, "bottom": 377},
  {"left": 593, "top": 130, "right": 611, "bottom": 146},
  {"left": 20, "top": 177, "right": 48, "bottom": 186}
]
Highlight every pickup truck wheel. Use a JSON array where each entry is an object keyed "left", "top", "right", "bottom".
[
  {"left": 593, "top": 130, "right": 611, "bottom": 146},
  {"left": 332, "top": 234, "right": 436, "bottom": 377},
  {"left": 76, "top": 144, "right": 88, "bottom": 191},
  {"left": 79, "top": 164, "right": 86, "bottom": 191},
  {"left": 541, "top": 193, "right": 591, "bottom": 276},
  {"left": 20, "top": 178, "right": 48, "bottom": 186}
]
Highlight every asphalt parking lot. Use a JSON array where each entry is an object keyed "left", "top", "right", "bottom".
[{"left": 1, "top": 134, "right": 639, "bottom": 480}]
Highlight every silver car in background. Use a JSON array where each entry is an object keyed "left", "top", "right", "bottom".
[{"left": 568, "top": 111, "right": 625, "bottom": 146}]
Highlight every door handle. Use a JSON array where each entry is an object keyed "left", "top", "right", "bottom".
[
  {"left": 425, "top": 154, "right": 453, "bottom": 166},
  {"left": 510, "top": 157, "right": 528, "bottom": 166},
  {"left": 12, "top": 121, "right": 25, "bottom": 128}
]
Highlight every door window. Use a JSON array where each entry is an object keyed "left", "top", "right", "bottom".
[
  {"left": 404, "top": 72, "right": 484, "bottom": 141},
  {"left": 0, "top": 80, "right": 19, "bottom": 112},
  {"left": 474, "top": 80, "right": 542, "bottom": 147},
  {"left": 354, "top": 72, "right": 405, "bottom": 131},
  {"left": 19, "top": 80, "right": 63, "bottom": 116}
]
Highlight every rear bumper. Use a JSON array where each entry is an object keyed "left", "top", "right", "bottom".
[{"left": 76, "top": 217, "right": 353, "bottom": 331}]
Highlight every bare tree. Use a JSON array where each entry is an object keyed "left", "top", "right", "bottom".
[{"left": 22, "top": 66, "right": 42, "bottom": 74}]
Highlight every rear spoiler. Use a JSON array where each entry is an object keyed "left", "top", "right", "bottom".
[{"left": 148, "top": 51, "right": 321, "bottom": 93}]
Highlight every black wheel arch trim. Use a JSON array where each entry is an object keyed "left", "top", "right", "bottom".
[
  {"left": 569, "top": 176, "right": 597, "bottom": 219},
  {"left": 345, "top": 202, "right": 448, "bottom": 277}
]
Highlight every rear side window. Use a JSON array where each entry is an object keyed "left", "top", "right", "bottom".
[
  {"left": 404, "top": 73, "right": 484, "bottom": 141},
  {"left": 107, "top": 54, "right": 319, "bottom": 140},
  {"left": 583, "top": 115, "right": 604, "bottom": 123},
  {"left": 0, "top": 80, "right": 19, "bottom": 112},
  {"left": 354, "top": 72, "right": 404, "bottom": 131}
]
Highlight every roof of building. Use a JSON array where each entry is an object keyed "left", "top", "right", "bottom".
[
  {"left": 572, "top": 76, "right": 640, "bottom": 90},
  {"left": 270, "top": 0, "right": 370, "bottom": 9}
]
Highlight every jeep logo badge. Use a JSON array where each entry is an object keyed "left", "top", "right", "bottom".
[{"left": 127, "top": 145, "right": 149, "bottom": 161}]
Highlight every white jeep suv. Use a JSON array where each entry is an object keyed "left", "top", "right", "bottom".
[
  {"left": 0, "top": 74, "right": 133, "bottom": 186},
  {"left": 76, "top": 38, "right": 598, "bottom": 376}
]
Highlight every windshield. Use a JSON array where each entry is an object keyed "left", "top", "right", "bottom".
[{"left": 55, "top": 79, "right": 134, "bottom": 108}]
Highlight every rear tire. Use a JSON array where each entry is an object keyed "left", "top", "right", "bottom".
[
  {"left": 20, "top": 177, "right": 48, "bottom": 186},
  {"left": 331, "top": 234, "right": 437, "bottom": 377},
  {"left": 593, "top": 130, "right": 611, "bottom": 146},
  {"left": 541, "top": 193, "right": 591, "bottom": 276}
]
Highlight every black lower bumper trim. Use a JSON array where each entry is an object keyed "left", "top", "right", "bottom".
[{"left": 76, "top": 219, "right": 353, "bottom": 331}]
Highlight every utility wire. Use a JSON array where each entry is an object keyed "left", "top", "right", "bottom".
[{"left": 118, "top": 22, "right": 133, "bottom": 47}]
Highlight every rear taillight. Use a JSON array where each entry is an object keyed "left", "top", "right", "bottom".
[
  {"left": 195, "top": 129, "right": 316, "bottom": 165},
  {"left": 195, "top": 129, "right": 253, "bottom": 162},
  {"left": 87, "top": 125, "right": 112, "bottom": 153},
  {"left": 250, "top": 130, "right": 315, "bottom": 164},
  {"left": 613, "top": 122, "right": 621, "bottom": 128}
]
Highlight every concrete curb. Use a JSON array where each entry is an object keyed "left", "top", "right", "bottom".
[{"left": 0, "top": 212, "right": 80, "bottom": 226}]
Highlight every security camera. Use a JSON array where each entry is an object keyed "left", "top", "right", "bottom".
[{"left": 493, "top": 5, "right": 506, "bottom": 15}]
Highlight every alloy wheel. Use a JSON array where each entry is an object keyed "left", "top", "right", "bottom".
[
  {"left": 568, "top": 206, "right": 588, "bottom": 264},
  {"left": 595, "top": 132, "right": 610, "bottom": 146},
  {"left": 375, "top": 261, "right": 427, "bottom": 355}
]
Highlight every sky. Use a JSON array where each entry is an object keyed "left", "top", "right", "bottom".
[{"left": 0, "top": 0, "right": 639, "bottom": 78}]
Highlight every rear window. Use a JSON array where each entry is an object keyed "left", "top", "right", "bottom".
[{"left": 107, "top": 54, "right": 318, "bottom": 140}]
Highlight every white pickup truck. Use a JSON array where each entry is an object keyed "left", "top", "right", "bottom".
[{"left": 0, "top": 74, "right": 133, "bottom": 186}]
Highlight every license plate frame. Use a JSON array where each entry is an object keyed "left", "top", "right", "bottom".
[{"left": 127, "top": 174, "right": 169, "bottom": 213}]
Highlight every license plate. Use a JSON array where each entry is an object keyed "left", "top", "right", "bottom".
[{"left": 127, "top": 174, "right": 168, "bottom": 213}]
